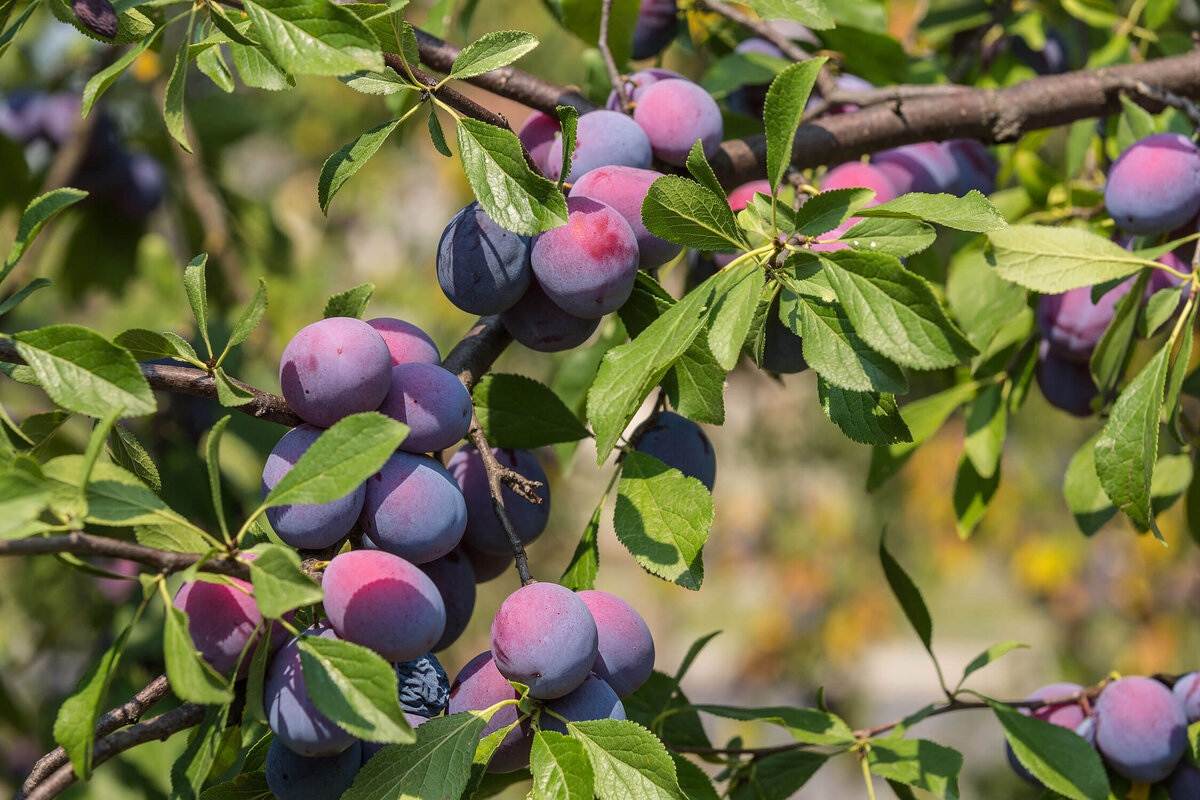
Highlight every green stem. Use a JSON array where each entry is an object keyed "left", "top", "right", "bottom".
[{"left": 859, "top": 751, "right": 877, "bottom": 800}]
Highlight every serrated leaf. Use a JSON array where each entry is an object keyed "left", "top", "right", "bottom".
[
  {"left": 945, "top": 248, "right": 1028, "bottom": 349},
  {"left": 781, "top": 291, "right": 909, "bottom": 394},
  {"left": 880, "top": 532, "right": 932, "bottom": 650},
  {"left": 568, "top": 719, "right": 685, "bottom": 800},
  {"left": 685, "top": 140, "right": 726, "bottom": 201},
  {"left": 163, "top": 13, "right": 195, "bottom": 152},
  {"left": 171, "top": 702, "right": 233, "bottom": 800},
  {"left": 531, "top": 731, "right": 593, "bottom": 800},
  {"left": 82, "top": 29, "right": 161, "bottom": 116},
  {"left": 836, "top": 217, "right": 937, "bottom": 258},
  {"left": 134, "top": 523, "right": 213, "bottom": 554},
  {"left": 113, "top": 329, "right": 200, "bottom": 363},
  {"left": 299, "top": 635, "right": 414, "bottom": 743},
  {"left": 728, "top": 749, "right": 827, "bottom": 800},
  {"left": 624, "top": 672, "right": 711, "bottom": 750},
  {"left": 12, "top": 325, "right": 155, "bottom": 418},
  {"left": 614, "top": 451, "right": 712, "bottom": 590},
  {"left": 473, "top": 373, "right": 589, "bottom": 448},
  {"left": 245, "top": 543, "right": 323, "bottom": 618},
  {"left": 1089, "top": 271, "right": 1150, "bottom": 399},
  {"left": 343, "top": 711, "right": 486, "bottom": 799},
  {"left": 688, "top": 705, "right": 855, "bottom": 746},
  {"left": 450, "top": 30, "right": 538, "bottom": 79},
  {"left": 225, "top": 278, "right": 267, "bottom": 351},
  {"left": 560, "top": 489, "right": 604, "bottom": 591},
  {"left": 320, "top": 284, "right": 373, "bottom": 321},
  {"left": 763, "top": 58, "right": 826, "bottom": 191},
  {"left": 990, "top": 700, "right": 1109, "bottom": 800},
  {"left": 857, "top": 191, "right": 1006, "bottom": 232},
  {"left": 0, "top": 0, "right": 41, "bottom": 59},
  {"left": 242, "top": 0, "right": 382, "bottom": 76},
  {"left": 428, "top": 107, "right": 450, "bottom": 157},
  {"left": 183, "top": 254, "right": 211, "bottom": 357},
  {"left": 987, "top": 225, "right": 1158, "bottom": 292},
  {"left": 197, "top": 771, "right": 271, "bottom": 800},
  {"left": 106, "top": 424, "right": 160, "bottom": 492},
  {"left": 554, "top": 104, "right": 579, "bottom": 188},
  {"left": 260, "top": 412, "right": 407, "bottom": 508},
  {"left": 642, "top": 175, "right": 748, "bottom": 252},
  {"left": 963, "top": 383, "right": 1006, "bottom": 478},
  {"left": 213, "top": 368, "right": 254, "bottom": 407},
  {"left": 742, "top": 0, "right": 833, "bottom": 29},
  {"left": 319, "top": 118, "right": 404, "bottom": 214},
  {"left": 817, "top": 379, "right": 912, "bottom": 445},
  {"left": 163, "top": 598, "right": 234, "bottom": 702},
  {"left": 3, "top": 188, "right": 89, "bottom": 281},
  {"left": 204, "top": 416, "right": 230, "bottom": 539},
  {"left": 457, "top": 117, "right": 569, "bottom": 236},
  {"left": 340, "top": 66, "right": 410, "bottom": 95},
  {"left": 706, "top": 266, "right": 762, "bottom": 369},
  {"left": 795, "top": 187, "right": 875, "bottom": 237},
  {"left": 821, "top": 250, "right": 977, "bottom": 370},
  {"left": 866, "top": 738, "right": 961, "bottom": 800},
  {"left": 1095, "top": 344, "right": 1170, "bottom": 536},
  {"left": 229, "top": 43, "right": 293, "bottom": 90}
]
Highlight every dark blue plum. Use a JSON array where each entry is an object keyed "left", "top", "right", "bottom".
[
  {"left": 1094, "top": 676, "right": 1188, "bottom": 783},
  {"left": 540, "top": 673, "right": 626, "bottom": 734},
  {"left": 547, "top": 110, "right": 652, "bottom": 184},
  {"left": 1036, "top": 342, "right": 1098, "bottom": 417},
  {"left": 395, "top": 652, "right": 450, "bottom": 716},
  {"left": 279, "top": 317, "right": 393, "bottom": 428},
  {"left": 761, "top": 300, "right": 807, "bottom": 374},
  {"left": 449, "top": 445, "right": 550, "bottom": 556},
  {"left": 1166, "top": 762, "right": 1200, "bottom": 800},
  {"left": 321, "top": 550, "right": 446, "bottom": 662},
  {"left": 0, "top": 91, "right": 46, "bottom": 144},
  {"left": 1013, "top": 30, "right": 1069, "bottom": 75},
  {"left": 1106, "top": 133, "right": 1200, "bottom": 235},
  {"left": 377, "top": 362, "right": 473, "bottom": 454},
  {"left": 437, "top": 201, "right": 532, "bottom": 315},
  {"left": 872, "top": 142, "right": 959, "bottom": 195},
  {"left": 265, "top": 739, "right": 362, "bottom": 800},
  {"left": 633, "top": 411, "right": 716, "bottom": 491},
  {"left": 500, "top": 279, "right": 600, "bottom": 352},
  {"left": 361, "top": 451, "right": 468, "bottom": 564},
  {"left": 417, "top": 547, "right": 476, "bottom": 651},
  {"left": 263, "top": 424, "right": 366, "bottom": 550},
  {"left": 462, "top": 541, "right": 513, "bottom": 583},
  {"left": 448, "top": 652, "right": 533, "bottom": 773},
  {"left": 265, "top": 622, "right": 359, "bottom": 757},
  {"left": 577, "top": 591, "right": 654, "bottom": 698},
  {"left": 942, "top": 139, "right": 998, "bottom": 196},
  {"left": 1173, "top": 672, "right": 1200, "bottom": 722},
  {"left": 631, "top": 0, "right": 678, "bottom": 60},
  {"left": 490, "top": 583, "right": 599, "bottom": 700}
]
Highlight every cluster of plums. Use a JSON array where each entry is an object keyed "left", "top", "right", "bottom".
[
  {"left": 1036, "top": 132, "right": 1199, "bottom": 416},
  {"left": 1007, "top": 674, "right": 1200, "bottom": 796},
  {"left": 0, "top": 90, "right": 165, "bottom": 220}
]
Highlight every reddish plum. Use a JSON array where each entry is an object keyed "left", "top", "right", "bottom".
[
  {"left": 360, "top": 451, "right": 467, "bottom": 564},
  {"left": 571, "top": 166, "right": 681, "bottom": 269},
  {"left": 577, "top": 590, "right": 654, "bottom": 698},
  {"left": 490, "top": 583, "right": 598, "bottom": 699},
  {"left": 279, "top": 317, "right": 392, "bottom": 428}
]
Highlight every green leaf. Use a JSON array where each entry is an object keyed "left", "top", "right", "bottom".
[
  {"left": 857, "top": 191, "right": 1007, "bottom": 232},
  {"left": 260, "top": 412, "right": 407, "bottom": 508},
  {"left": 817, "top": 379, "right": 911, "bottom": 446},
  {"left": 198, "top": 771, "right": 271, "bottom": 800},
  {"left": 163, "top": 12, "right": 196, "bottom": 152},
  {"left": 298, "top": 635, "right": 415, "bottom": 743},
  {"left": 952, "top": 454, "right": 999, "bottom": 539},
  {"left": 319, "top": 118, "right": 404, "bottom": 214},
  {"left": 781, "top": 291, "right": 909, "bottom": 394},
  {"left": 1094, "top": 344, "right": 1170, "bottom": 536},
  {"left": 1064, "top": 431, "right": 1117, "bottom": 535},
  {"left": 688, "top": 705, "right": 855, "bottom": 746},
  {"left": 728, "top": 750, "right": 827, "bottom": 800},
  {"left": 0, "top": 468, "right": 50, "bottom": 539},
  {"left": 245, "top": 543, "right": 323, "bottom": 618},
  {"left": 867, "top": 383, "right": 976, "bottom": 490},
  {"left": 987, "top": 225, "right": 1157, "bottom": 292},
  {"left": 866, "top": 738, "right": 961, "bottom": 800},
  {"left": 794, "top": 187, "right": 875, "bottom": 237},
  {"left": 11, "top": 325, "right": 155, "bottom": 418},
  {"left": 531, "top": 731, "right": 594, "bottom": 800},
  {"left": 1089, "top": 271, "right": 1150, "bottom": 399},
  {"left": 163, "top": 596, "right": 234, "bottom": 702},
  {"left": 323, "top": 283, "right": 375, "bottom": 319},
  {"left": 1116, "top": 95, "right": 1156, "bottom": 152},
  {"left": 213, "top": 368, "right": 254, "bottom": 407},
  {"left": 615, "top": 450, "right": 713, "bottom": 590},
  {"left": 2, "top": 188, "right": 89, "bottom": 281},
  {"left": 557, "top": 0, "right": 639, "bottom": 64},
  {"left": 671, "top": 753, "right": 719, "bottom": 800},
  {"left": 109, "top": 423, "right": 161, "bottom": 493},
  {"left": 589, "top": 265, "right": 753, "bottom": 461},
  {"left": 836, "top": 217, "right": 937, "bottom": 259},
  {"left": 990, "top": 700, "right": 1110, "bottom": 800},
  {"left": 113, "top": 329, "right": 200, "bottom": 363},
  {"left": 945, "top": 248, "right": 1028, "bottom": 349},
  {"left": 624, "top": 672, "right": 711, "bottom": 750},
  {"left": 428, "top": 107, "right": 451, "bottom": 157},
  {"left": 456, "top": 117, "right": 569, "bottom": 236},
  {"left": 242, "top": 0, "right": 382, "bottom": 76},
  {"left": 203, "top": 416, "right": 230, "bottom": 538},
  {"left": 559, "top": 489, "right": 604, "bottom": 591},
  {"left": 879, "top": 532, "right": 932, "bottom": 650},
  {"left": 450, "top": 30, "right": 538, "bottom": 79},
  {"left": 82, "top": 29, "right": 162, "bottom": 116},
  {"left": 183, "top": 254, "right": 212, "bottom": 357},
  {"left": 53, "top": 602, "right": 146, "bottom": 779},
  {"left": 555, "top": 105, "right": 579, "bottom": 189},
  {"left": 963, "top": 383, "right": 1006, "bottom": 478},
  {"left": 568, "top": 719, "right": 685, "bottom": 800},
  {"left": 225, "top": 278, "right": 268, "bottom": 352},
  {"left": 0, "top": 0, "right": 42, "bottom": 59},
  {"left": 473, "top": 373, "right": 589, "bottom": 448},
  {"left": 763, "top": 58, "right": 826, "bottom": 192},
  {"left": 685, "top": 141, "right": 726, "bottom": 201},
  {"left": 642, "top": 175, "right": 749, "bottom": 252},
  {"left": 0, "top": 277, "right": 52, "bottom": 316},
  {"left": 742, "top": 0, "right": 833, "bottom": 29},
  {"left": 706, "top": 265, "right": 762, "bottom": 370},
  {"left": 956, "top": 641, "right": 1028, "bottom": 689},
  {"left": 820, "top": 250, "right": 977, "bottom": 370},
  {"left": 1165, "top": 301, "right": 1197, "bottom": 444},
  {"left": 1140, "top": 285, "right": 1185, "bottom": 338},
  {"left": 134, "top": 522, "right": 213, "bottom": 554},
  {"left": 340, "top": 66, "right": 410, "bottom": 95},
  {"left": 171, "top": 702, "right": 233, "bottom": 800},
  {"left": 207, "top": 2, "right": 257, "bottom": 45},
  {"left": 229, "top": 43, "right": 293, "bottom": 90},
  {"left": 343, "top": 711, "right": 487, "bottom": 799}
]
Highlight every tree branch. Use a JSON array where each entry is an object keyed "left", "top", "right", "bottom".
[
  {"left": 16, "top": 675, "right": 171, "bottom": 800},
  {"left": 598, "top": 0, "right": 630, "bottom": 111},
  {"left": 0, "top": 533, "right": 252, "bottom": 580},
  {"left": 467, "top": 416, "right": 535, "bottom": 586}
]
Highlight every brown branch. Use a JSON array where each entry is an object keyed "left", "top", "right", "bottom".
[
  {"left": 25, "top": 703, "right": 207, "bottom": 800},
  {"left": 467, "top": 417, "right": 534, "bottom": 586},
  {"left": 16, "top": 675, "right": 171, "bottom": 800},
  {"left": 440, "top": 315, "right": 513, "bottom": 392},
  {"left": 598, "top": 0, "right": 630, "bottom": 112},
  {"left": 0, "top": 533, "right": 252, "bottom": 580},
  {"left": 384, "top": 54, "right": 515, "bottom": 132},
  {"left": 1122, "top": 78, "right": 1200, "bottom": 129}
]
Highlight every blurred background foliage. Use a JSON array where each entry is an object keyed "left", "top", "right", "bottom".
[{"left": 2, "top": 0, "right": 1200, "bottom": 796}]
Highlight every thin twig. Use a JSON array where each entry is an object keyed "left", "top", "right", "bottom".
[
  {"left": 467, "top": 416, "right": 534, "bottom": 586},
  {"left": 598, "top": 0, "right": 630, "bottom": 111},
  {"left": 16, "top": 675, "right": 171, "bottom": 800},
  {"left": 1122, "top": 79, "right": 1200, "bottom": 129},
  {"left": 0, "top": 533, "right": 252, "bottom": 580}
]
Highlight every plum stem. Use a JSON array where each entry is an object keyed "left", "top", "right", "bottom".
[{"left": 598, "top": 0, "right": 630, "bottom": 112}]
